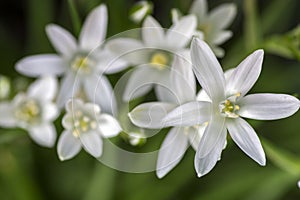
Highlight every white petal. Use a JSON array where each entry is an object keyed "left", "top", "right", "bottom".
[
  {"left": 195, "top": 124, "right": 226, "bottom": 177},
  {"left": 28, "top": 123, "right": 57, "bottom": 147},
  {"left": 238, "top": 94, "right": 300, "bottom": 120},
  {"left": 212, "top": 46, "right": 225, "bottom": 58},
  {"left": 96, "top": 49, "right": 128, "bottom": 74},
  {"left": 171, "top": 56, "right": 196, "bottom": 103},
  {"left": 98, "top": 114, "right": 121, "bottom": 138},
  {"left": 163, "top": 101, "right": 211, "bottom": 127},
  {"left": 227, "top": 118, "right": 266, "bottom": 165},
  {"left": 79, "top": 4, "right": 107, "bottom": 50},
  {"left": 155, "top": 85, "right": 176, "bottom": 103},
  {"left": 57, "top": 130, "right": 81, "bottom": 161},
  {"left": 56, "top": 73, "right": 79, "bottom": 109},
  {"left": 105, "top": 38, "right": 146, "bottom": 65},
  {"left": 123, "top": 65, "right": 165, "bottom": 101},
  {"left": 171, "top": 8, "right": 182, "bottom": 24},
  {"left": 208, "top": 3, "right": 237, "bottom": 29},
  {"left": 80, "top": 132, "right": 103, "bottom": 158},
  {"left": 84, "top": 75, "right": 116, "bottom": 114},
  {"left": 42, "top": 103, "right": 59, "bottom": 122},
  {"left": 226, "top": 50, "right": 264, "bottom": 97},
  {"left": 156, "top": 127, "right": 189, "bottom": 178},
  {"left": 213, "top": 30, "right": 232, "bottom": 45},
  {"left": 142, "top": 16, "right": 164, "bottom": 47},
  {"left": 0, "top": 102, "right": 16, "bottom": 128},
  {"left": 191, "top": 38, "right": 225, "bottom": 102},
  {"left": 188, "top": 125, "right": 206, "bottom": 150},
  {"left": 196, "top": 115, "right": 226, "bottom": 158},
  {"left": 166, "top": 15, "right": 197, "bottom": 48},
  {"left": 28, "top": 76, "right": 57, "bottom": 101},
  {"left": 129, "top": 102, "right": 176, "bottom": 129},
  {"left": 15, "top": 54, "right": 66, "bottom": 77},
  {"left": 189, "top": 0, "right": 207, "bottom": 23},
  {"left": 46, "top": 24, "right": 77, "bottom": 57}
]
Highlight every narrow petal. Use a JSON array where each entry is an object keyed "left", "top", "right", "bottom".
[
  {"left": 163, "top": 101, "right": 211, "bottom": 127},
  {"left": 238, "top": 93, "right": 300, "bottom": 120},
  {"left": 98, "top": 114, "right": 121, "bottom": 138},
  {"left": 57, "top": 130, "right": 81, "bottom": 161},
  {"left": 156, "top": 127, "right": 189, "bottom": 178},
  {"left": 56, "top": 73, "right": 79, "bottom": 109},
  {"left": 84, "top": 74, "right": 117, "bottom": 114},
  {"left": 45, "top": 24, "right": 77, "bottom": 57},
  {"left": 15, "top": 54, "right": 66, "bottom": 77},
  {"left": 105, "top": 38, "right": 146, "bottom": 65},
  {"left": 155, "top": 85, "right": 176, "bottom": 103},
  {"left": 196, "top": 115, "right": 226, "bottom": 158},
  {"left": 166, "top": 15, "right": 197, "bottom": 48},
  {"left": 123, "top": 65, "right": 164, "bottom": 101},
  {"left": 0, "top": 102, "right": 16, "bottom": 128},
  {"left": 226, "top": 50, "right": 264, "bottom": 97},
  {"left": 142, "top": 16, "right": 164, "bottom": 47},
  {"left": 227, "top": 118, "right": 266, "bottom": 166},
  {"left": 208, "top": 3, "right": 237, "bottom": 29},
  {"left": 189, "top": 0, "right": 208, "bottom": 23},
  {"left": 28, "top": 76, "right": 57, "bottom": 101},
  {"left": 28, "top": 123, "right": 57, "bottom": 147},
  {"left": 171, "top": 56, "right": 196, "bottom": 103},
  {"left": 212, "top": 30, "right": 232, "bottom": 45},
  {"left": 191, "top": 38, "right": 225, "bottom": 102},
  {"left": 80, "top": 132, "right": 103, "bottom": 158},
  {"left": 79, "top": 4, "right": 107, "bottom": 50},
  {"left": 195, "top": 124, "right": 226, "bottom": 177},
  {"left": 129, "top": 102, "right": 176, "bottom": 129}
]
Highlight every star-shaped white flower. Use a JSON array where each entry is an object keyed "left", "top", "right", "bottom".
[
  {"left": 129, "top": 56, "right": 208, "bottom": 178},
  {"left": 15, "top": 4, "right": 126, "bottom": 113},
  {"left": 172, "top": 0, "right": 236, "bottom": 57},
  {"left": 164, "top": 38, "right": 300, "bottom": 177},
  {"left": 57, "top": 99, "right": 121, "bottom": 161},
  {"left": 106, "top": 15, "right": 196, "bottom": 101},
  {"left": 0, "top": 76, "right": 59, "bottom": 147}
]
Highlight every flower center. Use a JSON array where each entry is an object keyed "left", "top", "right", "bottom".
[
  {"left": 198, "top": 23, "right": 211, "bottom": 39},
  {"left": 72, "top": 111, "right": 97, "bottom": 138},
  {"left": 219, "top": 93, "right": 241, "bottom": 118},
  {"left": 71, "top": 55, "right": 95, "bottom": 75},
  {"left": 15, "top": 99, "right": 41, "bottom": 124},
  {"left": 150, "top": 52, "right": 169, "bottom": 70}
]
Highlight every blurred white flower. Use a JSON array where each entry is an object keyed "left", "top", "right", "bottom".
[
  {"left": 172, "top": 0, "right": 237, "bottom": 57},
  {"left": 129, "top": 1, "right": 153, "bottom": 23},
  {"left": 57, "top": 99, "right": 121, "bottom": 161},
  {"left": 15, "top": 4, "right": 126, "bottom": 113},
  {"left": 164, "top": 38, "right": 300, "bottom": 177},
  {"left": 0, "top": 76, "right": 58, "bottom": 147},
  {"left": 106, "top": 15, "right": 196, "bottom": 101},
  {"left": 0, "top": 75, "right": 11, "bottom": 99},
  {"left": 129, "top": 56, "right": 208, "bottom": 178}
]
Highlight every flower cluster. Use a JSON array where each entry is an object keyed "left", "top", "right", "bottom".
[{"left": 1, "top": 0, "right": 300, "bottom": 181}]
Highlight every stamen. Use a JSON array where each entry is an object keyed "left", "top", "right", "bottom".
[{"left": 150, "top": 52, "right": 169, "bottom": 69}]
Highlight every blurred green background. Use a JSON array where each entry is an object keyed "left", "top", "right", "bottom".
[{"left": 1, "top": 0, "right": 300, "bottom": 199}]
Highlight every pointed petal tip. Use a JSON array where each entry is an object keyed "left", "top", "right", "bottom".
[{"left": 156, "top": 170, "right": 165, "bottom": 179}]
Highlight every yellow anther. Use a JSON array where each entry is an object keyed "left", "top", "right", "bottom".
[
  {"left": 235, "top": 92, "right": 241, "bottom": 97},
  {"left": 234, "top": 105, "right": 240, "bottom": 110},
  {"left": 150, "top": 53, "right": 168, "bottom": 69}
]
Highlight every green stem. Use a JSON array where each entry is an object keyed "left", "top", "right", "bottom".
[
  {"left": 67, "top": 0, "right": 81, "bottom": 36},
  {"left": 243, "top": 0, "right": 261, "bottom": 51}
]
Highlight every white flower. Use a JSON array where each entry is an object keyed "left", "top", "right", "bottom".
[
  {"left": 0, "top": 76, "right": 59, "bottom": 147},
  {"left": 129, "top": 56, "right": 208, "bottom": 178},
  {"left": 106, "top": 15, "right": 196, "bottom": 101},
  {"left": 15, "top": 4, "right": 126, "bottom": 113},
  {"left": 164, "top": 38, "right": 300, "bottom": 177},
  {"left": 57, "top": 99, "right": 121, "bottom": 161},
  {"left": 172, "top": 0, "right": 237, "bottom": 57}
]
